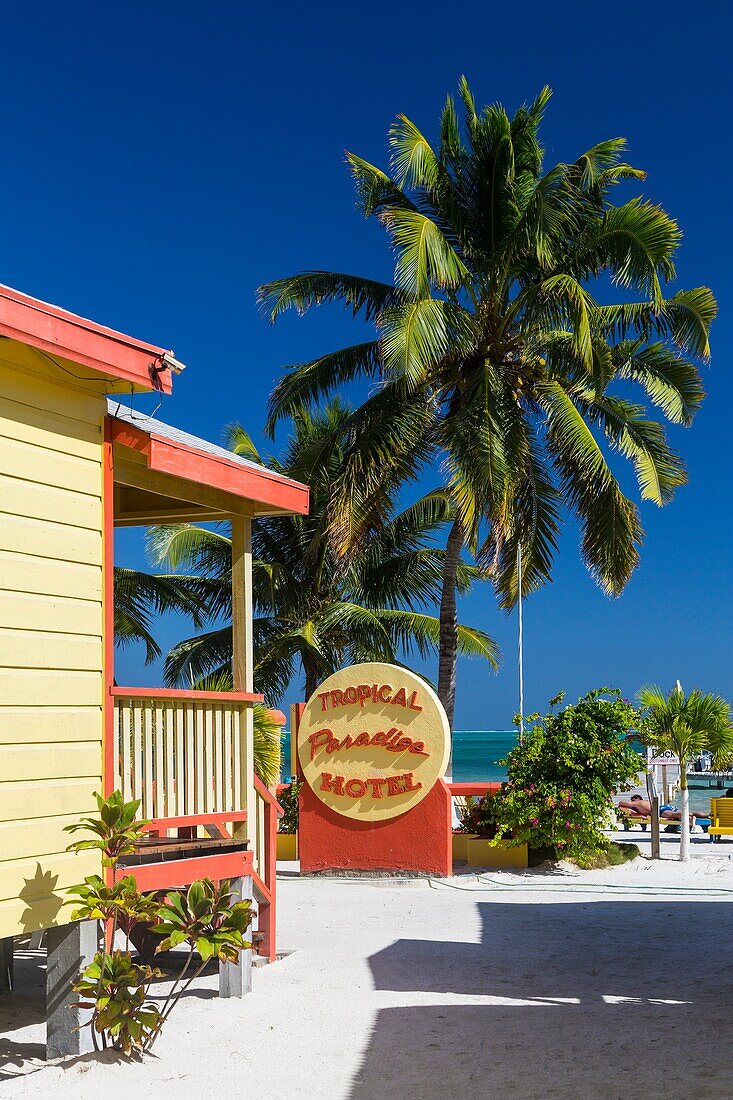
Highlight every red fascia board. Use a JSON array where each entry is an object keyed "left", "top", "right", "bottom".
[
  {"left": 115, "top": 849, "right": 253, "bottom": 891},
  {"left": 109, "top": 416, "right": 310, "bottom": 514},
  {"left": 0, "top": 284, "right": 172, "bottom": 394}
]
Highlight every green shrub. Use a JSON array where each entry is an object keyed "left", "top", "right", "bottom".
[
  {"left": 492, "top": 689, "right": 641, "bottom": 859},
  {"left": 278, "top": 781, "right": 302, "bottom": 834}
]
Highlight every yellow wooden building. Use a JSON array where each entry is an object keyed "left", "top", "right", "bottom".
[{"left": 0, "top": 283, "right": 308, "bottom": 958}]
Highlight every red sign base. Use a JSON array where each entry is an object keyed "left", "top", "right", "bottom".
[{"left": 298, "top": 778, "right": 452, "bottom": 876}]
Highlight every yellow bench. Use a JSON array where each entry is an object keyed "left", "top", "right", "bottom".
[{"left": 709, "top": 798, "right": 733, "bottom": 841}]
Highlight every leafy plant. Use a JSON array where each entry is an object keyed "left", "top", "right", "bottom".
[
  {"left": 491, "top": 689, "right": 641, "bottom": 858},
  {"left": 73, "top": 951, "right": 162, "bottom": 1056},
  {"left": 143, "top": 878, "right": 253, "bottom": 1050},
  {"left": 278, "top": 781, "right": 302, "bottom": 835},
  {"left": 65, "top": 791, "right": 253, "bottom": 1057},
  {"left": 65, "top": 790, "right": 149, "bottom": 866},
  {"left": 638, "top": 683, "right": 733, "bottom": 861}
]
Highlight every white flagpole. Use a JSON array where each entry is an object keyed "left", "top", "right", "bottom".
[{"left": 518, "top": 544, "right": 524, "bottom": 745}]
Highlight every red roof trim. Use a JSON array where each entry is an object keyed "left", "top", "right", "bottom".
[
  {"left": 0, "top": 283, "right": 172, "bottom": 393},
  {"left": 108, "top": 416, "right": 310, "bottom": 514}
]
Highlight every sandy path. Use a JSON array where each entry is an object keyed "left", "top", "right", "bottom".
[{"left": 2, "top": 852, "right": 733, "bottom": 1099}]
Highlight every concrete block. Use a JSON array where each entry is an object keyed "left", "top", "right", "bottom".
[{"left": 46, "top": 920, "right": 97, "bottom": 1058}]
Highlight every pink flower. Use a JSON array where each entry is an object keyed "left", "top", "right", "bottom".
[
  {"left": 530, "top": 817, "right": 539, "bottom": 826},
  {"left": 564, "top": 821, "right": 572, "bottom": 828}
]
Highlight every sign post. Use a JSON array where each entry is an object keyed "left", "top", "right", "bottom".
[{"left": 296, "top": 662, "right": 452, "bottom": 875}]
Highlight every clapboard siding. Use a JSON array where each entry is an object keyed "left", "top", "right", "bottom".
[
  {"left": 0, "top": 669, "right": 103, "bottom": 706},
  {"left": 0, "top": 777, "right": 99, "bottom": 821},
  {"left": 0, "top": 397, "right": 102, "bottom": 461},
  {"left": 0, "top": 591, "right": 101, "bottom": 635},
  {"left": 0, "top": 355, "right": 106, "bottom": 939},
  {"left": 0, "top": 472, "right": 100, "bottom": 529},
  {"left": 0, "top": 742, "right": 101, "bottom": 782},
  {"left": 0, "top": 706, "right": 102, "bottom": 744},
  {"left": 0, "top": 628, "right": 102, "bottom": 670},
  {"left": 0, "top": 514, "right": 101, "bottom": 567},
  {"left": 0, "top": 433, "right": 102, "bottom": 494}
]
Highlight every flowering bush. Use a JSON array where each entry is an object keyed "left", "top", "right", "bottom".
[
  {"left": 458, "top": 794, "right": 503, "bottom": 837},
  {"left": 491, "top": 689, "right": 641, "bottom": 858}
]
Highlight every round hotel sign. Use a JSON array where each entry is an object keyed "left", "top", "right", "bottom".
[{"left": 297, "top": 662, "right": 450, "bottom": 821}]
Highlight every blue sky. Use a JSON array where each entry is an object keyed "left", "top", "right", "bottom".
[{"left": 2, "top": 2, "right": 730, "bottom": 727}]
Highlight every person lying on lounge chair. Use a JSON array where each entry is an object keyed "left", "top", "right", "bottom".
[
  {"left": 617, "top": 794, "right": 702, "bottom": 829},
  {"left": 618, "top": 795, "right": 653, "bottom": 818}
]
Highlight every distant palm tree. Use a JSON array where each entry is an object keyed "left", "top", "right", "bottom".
[
  {"left": 113, "top": 567, "right": 206, "bottom": 666},
  {"left": 148, "top": 400, "right": 497, "bottom": 703},
  {"left": 259, "top": 79, "right": 715, "bottom": 728},
  {"left": 638, "top": 684, "right": 733, "bottom": 861}
]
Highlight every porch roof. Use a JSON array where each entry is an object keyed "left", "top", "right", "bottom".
[{"left": 108, "top": 400, "right": 310, "bottom": 517}]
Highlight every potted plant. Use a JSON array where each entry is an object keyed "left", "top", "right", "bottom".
[
  {"left": 453, "top": 795, "right": 528, "bottom": 868},
  {"left": 277, "top": 781, "right": 301, "bottom": 860}
]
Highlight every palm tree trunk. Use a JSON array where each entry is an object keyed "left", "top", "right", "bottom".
[
  {"left": 678, "top": 769, "right": 690, "bottom": 862},
  {"left": 437, "top": 518, "right": 464, "bottom": 771},
  {"left": 302, "top": 651, "right": 320, "bottom": 705}
]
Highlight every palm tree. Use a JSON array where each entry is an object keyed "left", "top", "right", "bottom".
[
  {"left": 148, "top": 400, "right": 497, "bottom": 704},
  {"left": 258, "top": 79, "right": 715, "bottom": 728},
  {"left": 638, "top": 684, "right": 733, "bottom": 861}
]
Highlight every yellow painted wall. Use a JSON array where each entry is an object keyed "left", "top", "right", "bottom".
[{"left": 0, "top": 343, "right": 106, "bottom": 938}]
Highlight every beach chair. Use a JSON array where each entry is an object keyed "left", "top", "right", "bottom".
[
  {"left": 618, "top": 813, "right": 652, "bottom": 831},
  {"left": 708, "top": 798, "right": 733, "bottom": 842}
]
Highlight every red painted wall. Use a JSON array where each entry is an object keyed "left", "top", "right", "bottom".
[{"left": 298, "top": 778, "right": 452, "bottom": 876}]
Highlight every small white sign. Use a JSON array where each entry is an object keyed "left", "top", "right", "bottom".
[{"left": 650, "top": 748, "right": 680, "bottom": 767}]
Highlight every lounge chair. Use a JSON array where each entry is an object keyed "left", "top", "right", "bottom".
[{"left": 708, "top": 798, "right": 733, "bottom": 842}]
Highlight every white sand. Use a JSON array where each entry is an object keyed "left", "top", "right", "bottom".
[{"left": 2, "top": 836, "right": 733, "bottom": 1099}]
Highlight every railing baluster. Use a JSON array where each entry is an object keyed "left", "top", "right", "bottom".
[
  {"left": 196, "top": 702, "right": 205, "bottom": 814},
  {"left": 185, "top": 700, "right": 195, "bottom": 817},
  {"left": 165, "top": 702, "right": 175, "bottom": 819},
  {"left": 174, "top": 703, "right": 185, "bottom": 818},
  {"left": 214, "top": 705, "right": 224, "bottom": 812},
  {"left": 121, "top": 698, "right": 131, "bottom": 801},
  {"left": 232, "top": 707, "right": 242, "bottom": 810},
  {"left": 142, "top": 701, "right": 154, "bottom": 819},
  {"left": 154, "top": 699, "right": 164, "bottom": 819},
  {"left": 223, "top": 706, "right": 233, "bottom": 811},
  {"left": 203, "top": 705, "right": 214, "bottom": 813}
]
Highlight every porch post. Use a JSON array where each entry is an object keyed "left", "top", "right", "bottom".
[
  {"left": 218, "top": 876, "right": 253, "bottom": 997},
  {"left": 231, "top": 516, "right": 254, "bottom": 836}
]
